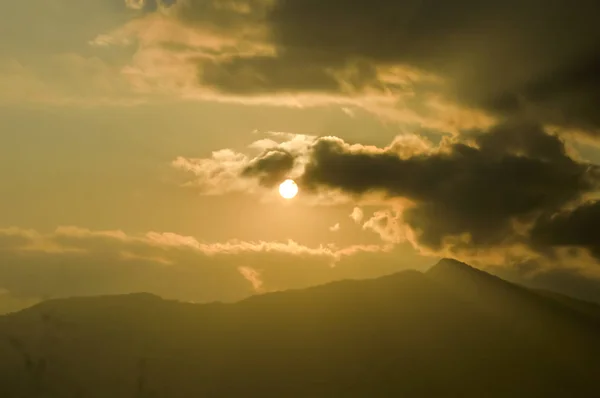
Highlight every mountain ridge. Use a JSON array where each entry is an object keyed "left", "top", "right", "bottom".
[
  {"left": 1, "top": 259, "right": 599, "bottom": 397},
  {"left": 5, "top": 259, "right": 600, "bottom": 316}
]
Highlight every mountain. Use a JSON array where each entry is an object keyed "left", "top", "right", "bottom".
[{"left": 1, "top": 260, "right": 599, "bottom": 397}]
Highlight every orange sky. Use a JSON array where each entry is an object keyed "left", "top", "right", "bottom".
[{"left": 1, "top": 0, "right": 600, "bottom": 313}]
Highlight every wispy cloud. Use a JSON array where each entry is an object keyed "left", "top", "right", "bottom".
[
  {"left": 350, "top": 207, "right": 364, "bottom": 224},
  {"left": 362, "top": 209, "right": 405, "bottom": 244},
  {"left": 0, "top": 225, "right": 396, "bottom": 309},
  {"left": 238, "top": 266, "right": 264, "bottom": 292}
]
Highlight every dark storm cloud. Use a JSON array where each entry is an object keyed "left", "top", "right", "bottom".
[
  {"left": 177, "top": 0, "right": 600, "bottom": 133},
  {"left": 473, "top": 122, "right": 571, "bottom": 163},
  {"left": 268, "top": 0, "right": 600, "bottom": 71},
  {"left": 300, "top": 122, "right": 597, "bottom": 249},
  {"left": 200, "top": 56, "right": 381, "bottom": 94},
  {"left": 531, "top": 201, "right": 600, "bottom": 259},
  {"left": 241, "top": 148, "right": 295, "bottom": 187},
  {"left": 478, "top": 53, "right": 600, "bottom": 134},
  {"left": 201, "top": 56, "right": 341, "bottom": 94},
  {"left": 268, "top": 0, "right": 600, "bottom": 132},
  {"left": 234, "top": 122, "right": 597, "bottom": 251}
]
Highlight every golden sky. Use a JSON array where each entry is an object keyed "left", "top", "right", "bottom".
[{"left": 1, "top": 0, "right": 600, "bottom": 312}]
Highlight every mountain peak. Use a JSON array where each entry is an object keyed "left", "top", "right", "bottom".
[
  {"left": 426, "top": 257, "right": 506, "bottom": 291},
  {"left": 428, "top": 258, "right": 478, "bottom": 274}
]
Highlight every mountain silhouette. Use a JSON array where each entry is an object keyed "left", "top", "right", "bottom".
[{"left": 1, "top": 259, "right": 599, "bottom": 397}]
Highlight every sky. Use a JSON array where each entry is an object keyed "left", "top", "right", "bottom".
[{"left": 2, "top": 0, "right": 600, "bottom": 312}]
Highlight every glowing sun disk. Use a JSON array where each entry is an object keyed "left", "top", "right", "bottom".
[{"left": 279, "top": 179, "right": 298, "bottom": 199}]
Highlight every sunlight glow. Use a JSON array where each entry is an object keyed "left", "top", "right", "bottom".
[{"left": 279, "top": 179, "right": 299, "bottom": 199}]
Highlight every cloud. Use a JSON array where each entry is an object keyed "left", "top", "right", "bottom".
[
  {"left": 125, "top": 0, "right": 146, "bottom": 10},
  {"left": 237, "top": 266, "right": 264, "bottom": 292},
  {"left": 46, "top": 226, "right": 386, "bottom": 260},
  {"left": 172, "top": 131, "right": 318, "bottom": 198},
  {"left": 488, "top": 249, "right": 600, "bottom": 303},
  {"left": 186, "top": 121, "right": 600, "bottom": 266},
  {"left": 262, "top": 0, "right": 600, "bottom": 135},
  {"left": 54, "top": 1, "right": 487, "bottom": 132},
  {"left": 4, "top": 223, "right": 598, "bottom": 312},
  {"left": 241, "top": 148, "right": 295, "bottom": 187},
  {"left": 299, "top": 122, "right": 598, "bottom": 251},
  {"left": 172, "top": 130, "right": 442, "bottom": 205},
  {"left": 0, "top": 226, "right": 395, "bottom": 310},
  {"left": 200, "top": 55, "right": 346, "bottom": 94},
  {"left": 362, "top": 209, "right": 405, "bottom": 244},
  {"left": 108, "top": 0, "right": 593, "bottom": 135},
  {"left": 4, "top": 0, "right": 600, "bottom": 141},
  {"left": 349, "top": 207, "right": 364, "bottom": 224},
  {"left": 173, "top": 0, "right": 273, "bottom": 31},
  {"left": 329, "top": 223, "right": 340, "bottom": 232},
  {"left": 531, "top": 200, "right": 600, "bottom": 259},
  {"left": 172, "top": 149, "right": 254, "bottom": 194},
  {"left": 172, "top": 124, "right": 599, "bottom": 266}
]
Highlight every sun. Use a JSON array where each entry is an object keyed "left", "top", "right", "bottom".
[{"left": 279, "top": 179, "right": 299, "bottom": 199}]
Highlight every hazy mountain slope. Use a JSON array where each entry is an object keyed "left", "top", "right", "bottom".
[
  {"left": 533, "top": 289, "right": 600, "bottom": 321},
  {"left": 0, "top": 262, "right": 599, "bottom": 397},
  {"left": 489, "top": 266, "right": 600, "bottom": 305},
  {"left": 428, "top": 259, "right": 600, "bottom": 333}
]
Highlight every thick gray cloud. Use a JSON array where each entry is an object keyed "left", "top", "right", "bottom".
[
  {"left": 175, "top": 0, "right": 600, "bottom": 133},
  {"left": 268, "top": 0, "right": 600, "bottom": 132},
  {"left": 531, "top": 201, "right": 600, "bottom": 259},
  {"left": 241, "top": 148, "right": 295, "bottom": 187},
  {"left": 235, "top": 122, "right": 600, "bottom": 256},
  {"left": 201, "top": 56, "right": 381, "bottom": 94},
  {"left": 299, "top": 122, "right": 597, "bottom": 249}
]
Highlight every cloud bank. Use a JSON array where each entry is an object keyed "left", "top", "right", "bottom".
[
  {"left": 175, "top": 122, "right": 600, "bottom": 270},
  {"left": 0, "top": 226, "right": 394, "bottom": 313},
  {"left": 54, "top": 0, "right": 594, "bottom": 136},
  {"left": 5, "top": 0, "right": 600, "bottom": 141}
]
